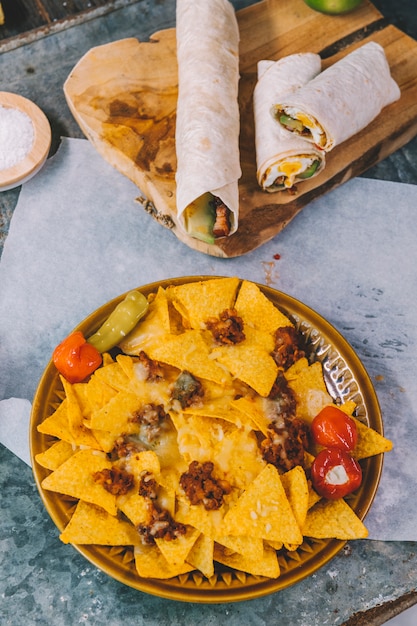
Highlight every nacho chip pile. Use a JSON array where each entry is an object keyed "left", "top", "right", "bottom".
[{"left": 36, "top": 278, "right": 392, "bottom": 582}]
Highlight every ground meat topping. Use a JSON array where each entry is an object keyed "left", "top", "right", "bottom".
[
  {"left": 93, "top": 466, "right": 134, "bottom": 496},
  {"left": 138, "top": 470, "right": 159, "bottom": 500},
  {"left": 206, "top": 308, "right": 245, "bottom": 345},
  {"left": 268, "top": 371, "right": 297, "bottom": 420},
  {"left": 261, "top": 417, "right": 310, "bottom": 472},
  {"left": 137, "top": 350, "right": 164, "bottom": 382},
  {"left": 211, "top": 196, "right": 231, "bottom": 238},
  {"left": 112, "top": 435, "right": 147, "bottom": 459},
  {"left": 130, "top": 403, "right": 169, "bottom": 442},
  {"left": 180, "top": 460, "right": 231, "bottom": 511},
  {"left": 138, "top": 502, "right": 186, "bottom": 544},
  {"left": 171, "top": 371, "right": 204, "bottom": 409},
  {"left": 271, "top": 326, "right": 305, "bottom": 370}
]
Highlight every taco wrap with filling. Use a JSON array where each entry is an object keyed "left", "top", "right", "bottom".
[
  {"left": 254, "top": 53, "right": 325, "bottom": 192},
  {"left": 273, "top": 42, "right": 400, "bottom": 152},
  {"left": 175, "top": 0, "right": 241, "bottom": 244}
]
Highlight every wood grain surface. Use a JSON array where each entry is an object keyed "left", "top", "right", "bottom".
[{"left": 64, "top": 0, "right": 417, "bottom": 257}]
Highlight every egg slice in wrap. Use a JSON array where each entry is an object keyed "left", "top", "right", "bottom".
[
  {"left": 272, "top": 42, "right": 400, "bottom": 152},
  {"left": 175, "top": 0, "right": 241, "bottom": 244},
  {"left": 253, "top": 53, "right": 325, "bottom": 192}
]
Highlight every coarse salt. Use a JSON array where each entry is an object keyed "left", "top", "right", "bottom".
[{"left": 0, "top": 105, "right": 34, "bottom": 170}]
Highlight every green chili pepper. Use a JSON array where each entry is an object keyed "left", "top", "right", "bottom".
[{"left": 87, "top": 290, "right": 149, "bottom": 353}]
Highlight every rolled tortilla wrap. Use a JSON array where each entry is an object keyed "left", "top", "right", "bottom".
[
  {"left": 175, "top": 0, "right": 241, "bottom": 244},
  {"left": 254, "top": 54, "right": 325, "bottom": 192},
  {"left": 273, "top": 42, "right": 401, "bottom": 152}
]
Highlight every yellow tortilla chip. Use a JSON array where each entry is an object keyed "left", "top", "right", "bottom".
[
  {"left": 215, "top": 534, "right": 264, "bottom": 561},
  {"left": 61, "top": 377, "right": 101, "bottom": 448},
  {"left": 37, "top": 399, "right": 73, "bottom": 443},
  {"left": 351, "top": 417, "right": 393, "bottom": 459},
  {"left": 184, "top": 398, "right": 259, "bottom": 431},
  {"left": 89, "top": 390, "right": 142, "bottom": 435},
  {"left": 167, "top": 277, "right": 240, "bottom": 329},
  {"left": 186, "top": 533, "right": 214, "bottom": 578},
  {"left": 212, "top": 343, "right": 278, "bottom": 397},
  {"left": 35, "top": 440, "right": 75, "bottom": 471},
  {"left": 92, "top": 360, "right": 131, "bottom": 393},
  {"left": 41, "top": 448, "right": 117, "bottom": 516},
  {"left": 235, "top": 280, "right": 293, "bottom": 334},
  {"left": 60, "top": 500, "right": 141, "bottom": 545},
  {"left": 214, "top": 543, "right": 280, "bottom": 578},
  {"left": 155, "top": 526, "right": 200, "bottom": 566},
  {"left": 82, "top": 375, "right": 118, "bottom": 417},
  {"left": 147, "top": 329, "right": 230, "bottom": 385},
  {"left": 287, "top": 361, "right": 332, "bottom": 421},
  {"left": 175, "top": 500, "right": 225, "bottom": 539},
  {"left": 119, "top": 287, "right": 170, "bottom": 354},
  {"left": 134, "top": 543, "right": 194, "bottom": 579},
  {"left": 231, "top": 396, "right": 271, "bottom": 436},
  {"left": 303, "top": 498, "right": 368, "bottom": 540},
  {"left": 280, "top": 465, "right": 309, "bottom": 529},
  {"left": 222, "top": 464, "right": 303, "bottom": 546}
]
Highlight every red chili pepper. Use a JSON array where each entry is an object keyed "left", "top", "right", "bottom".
[
  {"left": 311, "top": 405, "right": 358, "bottom": 452},
  {"left": 53, "top": 331, "right": 102, "bottom": 384},
  {"left": 311, "top": 447, "right": 362, "bottom": 500}
]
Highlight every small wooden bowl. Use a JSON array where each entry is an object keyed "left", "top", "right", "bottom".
[{"left": 0, "top": 92, "right": 51, "bottom": 191}]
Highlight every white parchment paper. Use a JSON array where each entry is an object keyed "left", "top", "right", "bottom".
[{"left": 1, "top": 136, "right": 416, "bottom": 541}]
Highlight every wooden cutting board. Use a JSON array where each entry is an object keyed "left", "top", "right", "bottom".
[{"left": 64, "top": 0, "right": 417, "bottom": 258}]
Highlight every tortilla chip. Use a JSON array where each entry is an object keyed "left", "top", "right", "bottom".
[
  {"left": 35, "top": 440, "right": 75, "bottom": 471},
  {"left": 61, "top": 377, "right": 101, "bottom": 448},
  {"left": 303, "top": 498, "right": 368, "bottom": 540},
  {"left": 222, "top": 464, "right": 303, "bottom": 546},
  {"left": 215, "top": 534, "right": 264, "bottom": 561},
  {"left": 186, "top": 533, "right": 214, "bottom": 578},
  {"left": 147, "top": 329, "right": 231, "bottom": 385},
  {"left": 231, "top": 396, "right": 270, "bottom": 436},
  {"left": 92, "top": 360, "right": 131, "bottom": 393},
  {"left": 167, "top": 277, "right": 240, "bottom": 329},
  {"left": 184, "top": 398, "right": 259, "bottom": 431},
  {"left": 37, "top": 399, "right": 73, "bottom": 443},
  {"left": 214, "top": 543, "right": 280, "bottom": 578},
  {"left": 280, "top": 465, "right": 309, "bottom": 529},
  {"left": 235, "top": 280, "right": 293, "bottom": 334},
  {"left": 82, "top": 376, "right": 118, "bottom": 416},
  {"left": 287, "top": 361, "right": 332, "bottom": 421},
  {"left": 89, "top": 390, "right": 143, "bottom": 435},
  {"left": 134, "top": 543, "right": 195, "bottom": 579},
  {"left": 212, "top": 343, "right": 278, "bottom": 397},
  {"left": 351, "top": 417, "right": 393, "bottom": 459},
  {"left": 119, "top": 287, "right": 170, "bottom": 354},
  {"left": 155, "top": 526, "right": 200, "bottom": 566},
  {"left": 60, "top": 500, "right": 141, "bottom": 545},
  {"left": 41, "top": 448, "right": 117, "bottom": 516},
  {"left": 175, "top": 500, "right": 225, "bottom": 539}
]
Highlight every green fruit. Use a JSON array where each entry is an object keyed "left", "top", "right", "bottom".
[{"left": 304, "top": 0, "right": 362, "bottom": 15}]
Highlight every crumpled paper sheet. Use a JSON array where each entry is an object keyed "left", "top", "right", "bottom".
[{"left": 1, "top": 136, "right": 416, "bottom": 541}]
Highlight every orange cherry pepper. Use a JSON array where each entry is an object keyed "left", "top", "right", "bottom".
[{"left": 53, "top": 331, "right": 102, "bottom": 383}]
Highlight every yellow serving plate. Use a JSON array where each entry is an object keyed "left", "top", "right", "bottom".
[{"left": 30, "top": 276, "right": 384, "bottom": 603}]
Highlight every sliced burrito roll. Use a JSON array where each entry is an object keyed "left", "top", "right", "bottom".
[
  {"left": 175, "top": 0, "right": 241, "bottom": 244},
  {"left": 273, "top": 42, "right": 401, "bottom": 152},
  {"left": 254, "top": 54, "right": 325, "bottom": 192}
]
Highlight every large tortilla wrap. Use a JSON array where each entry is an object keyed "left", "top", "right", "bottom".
[
  {"left": 254, "top": 54, "right": 325, "bottom": 192},
  {"left": 273, "top": 42, "right": 401, "bottom": 152},
  {"left": 175, "top": 0, "right": 241, "bottom": 239}
]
